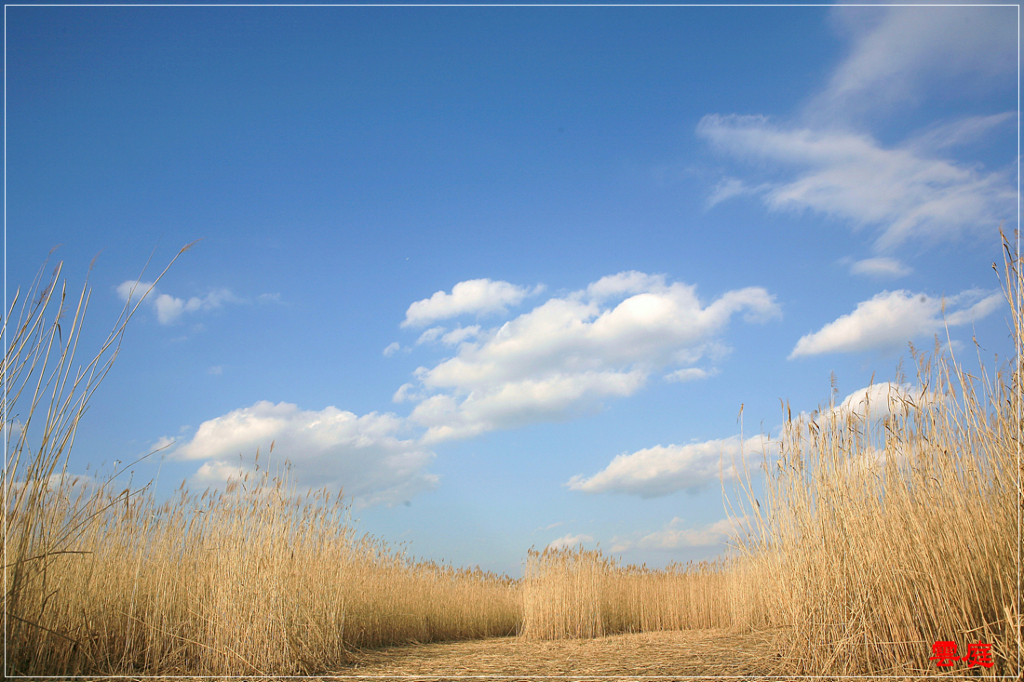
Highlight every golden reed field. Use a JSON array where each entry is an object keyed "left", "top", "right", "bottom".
[{"left": 4, "top": 239, "right": 1019, "bottom": 677}]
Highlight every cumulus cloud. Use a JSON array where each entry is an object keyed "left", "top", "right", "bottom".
[
  {"left": 830, "top": 381, "right": 943, "bottom": 422},
  {"left": 849, "top": 257, "right": 912, "bottom": 278},
  {"left": 403, "top": 272, "right": 780, "bottom": 443},
  {"left": 172, "top": 401, "right": 437, "bottom": 507},
  {"left": 401, "top": 279, "right": 543, "bottom": 328},
  {"left": 567, "top": 434, "right": 776, "bottom": 498},
  {"left": 697, "top": 115, "right": 1015, "bottom": 250},
  {"left": 411, "top": 371, "right": 647, "bottom": 443},
  {"left": 546, "top": 533, "right": 594, "bottom": 551},
  {"left": 383, "top": 342, "right": 401, "bottom": 357},
  {"left": 117, "top": 280, "right": 241, "bottom": 325},
  {"left": 790, "top": 288, "right": 1002, "bottom": 358}
]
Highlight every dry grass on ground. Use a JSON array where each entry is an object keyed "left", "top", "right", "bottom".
[{"left": 343, "top": 628, "right": 783, "bottom": 678}]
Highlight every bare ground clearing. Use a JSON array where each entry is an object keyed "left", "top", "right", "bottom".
[{"left": 337, "top": 628, "right": 792, "bottom": 679}]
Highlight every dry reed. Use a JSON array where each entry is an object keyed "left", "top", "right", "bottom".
[
  {"left": 726, "top": 237, "right": 1020, "bottom": 676},
  {"left": 520, "top": 549, "right": 746, "bottom": 639}
]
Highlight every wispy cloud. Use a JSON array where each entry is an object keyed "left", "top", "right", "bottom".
[
  {"left": 811, "top": 6, "right": 1015, "bottom": 122},
  {"left": 116, "top": 280, "right": 242, "bottom": 325},
  {"left": 545, "top": 533, "right": 594, "bottom": 551},
  {"left": 848, "top": 257, "right": 912, "bottom": 278},
  {"left": 567, "top": 434, "right": 776, "bottom": 498},
  {"left": 904, "top": 112, "right": 1015, "bottom": 154},
  {"left": 790, "top": 288, "right": 1002, "bottom": 358},
  {"left": 401, "top": 279, "right": 544, "bottom": 328},
  {"left": 698, "top": 115, "right": 1015, "bottom": 251},
  {"left": 403, "top": 273, "right": 780, "bottom": 443},
  {"left": 441, "top": 326, "right": 481, "bottom": 346},
  {"left": 173, "top": 401, "right": 437, "bottom": 508},
  {"left": 664, "top": 367, "right": 718, "bottom": 383},
  {"left": 699, "top": 6, "right": 1015, "bottom": 252},
  {"left": 704, "top": 177, "right": 766, "bottom": 209},
  {"left": 534, "top": 520, "right": 566, "bottom": 533},
  {"left": 611, "top": 516, "right": 748, "bottom": 553}
]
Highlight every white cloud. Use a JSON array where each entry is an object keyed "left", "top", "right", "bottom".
[
  {"left": 441, "top": 325, "right": 481, "bottom": 346},
  {"left": 697, "top": 115, "right": 1015, "bottom": 250},
  {"left": 146, "top": 436, "right": 177, "bottom": 455},
  {"left": 412, "top": 370, "right": 647, "bottom": 443},
  {"left": 664, "top": 367, "right": 718, "bottom": 383},
  {"left": 401, "top": 279, "right": 543, "bottom": 328},
  {"left": 11, "top": 472, "right": 95, "bottom": 495},
  {"left": 172, "top": 401, "right": 437, "bottom": 508},
  {"left": 704, "top": 177, "right": 772, "bottom": 209},
  {"left": 790, "top": 288, "right": 1003, "bottom": 358},
  {"left": 534, "top": 521, "right": 566, "bottom": 533},
  {"left": 392, "top": 382, "right": 423, "bottom": 404},
  {"left": 813, "top": 6, "right": 1015, "bottom": 121},
  {"left": 849, "top": 257, "right": 912, "bottom": 278},
  {"left": 404, "top": 273, "right": 780, "bottom": 443},
  {"left": 830, "top": 381, "right": 943, "bottom": 422},
  {"left": 546, "top": 533, "right": 594, "bottom": 551},
  {"left": 208, "top": 365, "right": 223, "bottom": 375},
  {"left": 116, "top": 279, "right": 157, "bottom": 306},
  {"left": 585, "top": 271, "right": 666, "bottom": 301},
  {"left": 415, "top": 327, "right": 445, "bottom": 345},
  {"left": 699, "top": 6, "right": 1015, "bottom": 251},
  {"left": 117, "top": 280, "right": 241, "bottom": 325},
  {"left": 567, "top": 434, "right": 776, "bottom": 498},
  {"left": 383, "top": 342, "right": 401, "bottom": 357},
  {"left": 904, "top": 112, "right": 1015, "bottom": 155},
  {"left": 612, "top": 517, "right": 745, "bottom": 552}
]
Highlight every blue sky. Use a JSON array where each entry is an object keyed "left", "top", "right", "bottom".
[{"left": 6, "top": 3, "right": 1018, "bottom": 575}]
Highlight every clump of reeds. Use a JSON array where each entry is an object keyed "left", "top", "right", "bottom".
[
  {"left": 3, "top": 251, "right": 518, "bottom": 676},
  {"left": 7, "top": 463, "right": 518, "bottom": 675},
  {"left": 520, "top": 547, "right": 747, "bottom": 639},
  {"left": 731, "top": 235, "right": 1021, "bottom": 676}
]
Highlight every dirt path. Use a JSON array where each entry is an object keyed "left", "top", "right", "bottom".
[{"left": 338, "top": 628, "right": 788, "bottom": 679}]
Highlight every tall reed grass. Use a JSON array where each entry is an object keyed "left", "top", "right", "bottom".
[
  {"left": 725, "top": 238, "right": 1021, "bottom": 675},
  {"left": 520, "top": 549, "right": 757, "bottom": 639},
  {"left": 6, "top": 466, "right": 517, "bottom": 675}
]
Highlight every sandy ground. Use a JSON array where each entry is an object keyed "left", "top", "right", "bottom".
[{"left": 335, "top": 628, "right": 790, "bottom": 679}]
